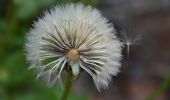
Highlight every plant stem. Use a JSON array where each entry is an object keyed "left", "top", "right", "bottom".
[{"left": 61, "top": 70, "right": 73, "bottom": 100}]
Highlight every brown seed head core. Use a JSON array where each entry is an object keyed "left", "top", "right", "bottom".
[{"left": 67, "top": 49, "right": 79, "bottom": 61}]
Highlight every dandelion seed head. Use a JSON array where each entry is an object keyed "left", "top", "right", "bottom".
[{"left": 25, "top": 3, "right": 122, "bottom": 90}]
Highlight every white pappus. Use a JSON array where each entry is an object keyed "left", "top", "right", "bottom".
[{"left": 25, "top": 3, "right": 122, "bottom": 91}]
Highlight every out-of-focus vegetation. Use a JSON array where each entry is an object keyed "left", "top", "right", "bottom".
[
  {"left": 0, "top": 0, "right": 100, "bottom": 100},
  {"left": 147, "top": 74, "right": 170, "bottom": 100}
]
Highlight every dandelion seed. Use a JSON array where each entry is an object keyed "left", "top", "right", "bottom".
[
  {"left": 25, "top": 3, "right": 122, "bottom": 90},
  {"left": 119, "top": 29, "right": 141, "bottom": 57}
]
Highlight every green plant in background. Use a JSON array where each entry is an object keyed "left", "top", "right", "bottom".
[
  {"left": 0, "top": 0, "right": 100, "bottom": 100},
  {"left": 147, "top": 74, "right": 170, "bottom": 100}
]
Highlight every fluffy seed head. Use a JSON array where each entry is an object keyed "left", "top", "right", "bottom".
[{"left": 25, "top": 3, "right": 122, "bottom": 90}]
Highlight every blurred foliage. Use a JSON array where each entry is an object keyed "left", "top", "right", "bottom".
[
  {"left": 147, "top": 74, "right": 170, "bottom": 100},
  {"left": 0, "top": 0, "right": 100, "bottom": 100}
]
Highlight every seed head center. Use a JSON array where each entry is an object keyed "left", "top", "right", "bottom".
[{"left": 67, "top": 49, "right": 79, "bottom": 61}]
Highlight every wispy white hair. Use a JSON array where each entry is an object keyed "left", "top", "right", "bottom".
[
  {"left": 25, "top": 3, "right": 122, "bottom": 90},
  {"left": 120, "top": 29, "right": 141, "bottom": 46}
]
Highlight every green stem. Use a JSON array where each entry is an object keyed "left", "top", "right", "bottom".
[{"left": 61, "top": 70, "right": 74, "bottom": 100}]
